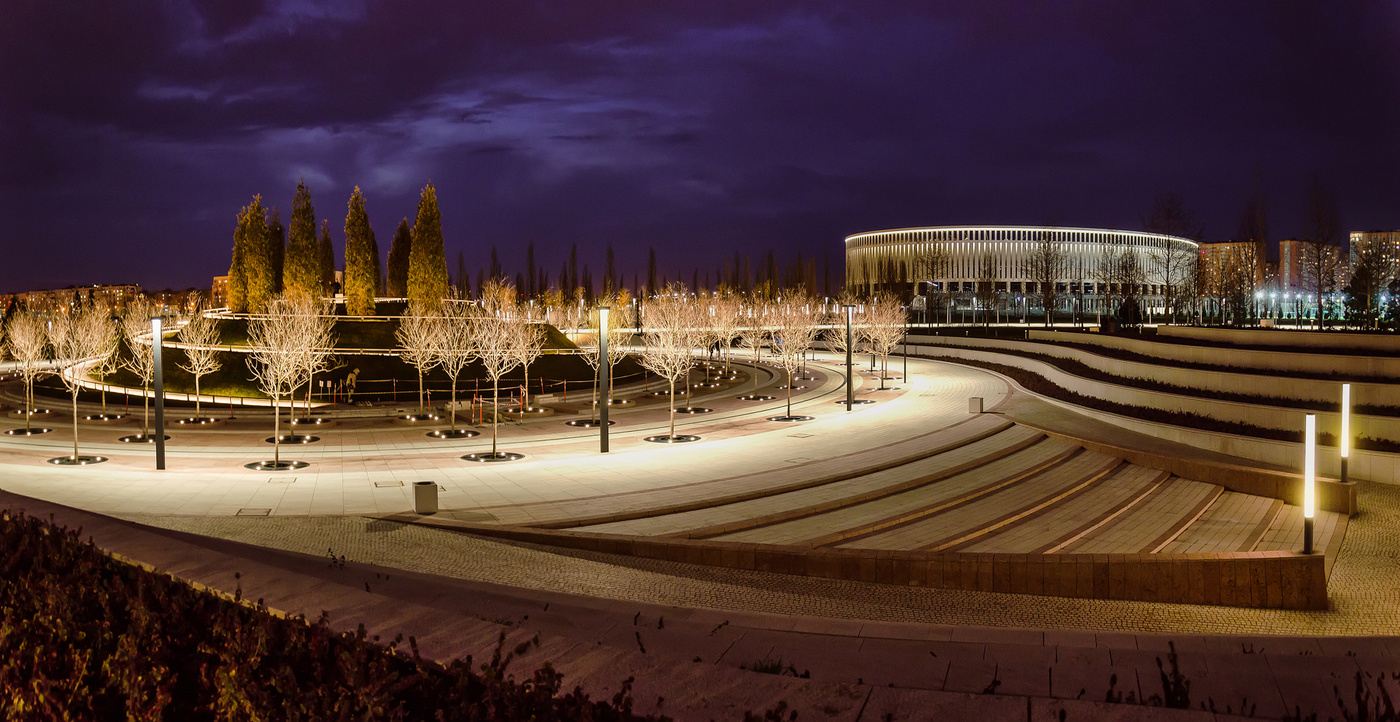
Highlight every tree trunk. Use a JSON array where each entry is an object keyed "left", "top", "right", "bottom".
[
  {"left": 522, "top": 364, "right": 530, "bottom": 412},
  {"left": 785, "top": 366, "right": 793, "bottom": 417},
  {"left": 273, "top": 392, "right": 280, "bottom": 465},
  {"left": 418, "top": 369, "right": 425, "bottom": 412},
  {"left": 142, "top": 387, "right": 150, "bottom": 438},
  {"left": 492, "top": 377, "right": 499, "bottom": 454},
  {"left": 194, "top": 375, "right": 202, "bottom": 420},
  {"left": 71, "top": 389, "right": 79, "bottom": 459},
  {"left": 448, "top": 374, "right": 458, "bottom": 433},
  {"left": 24, "top": 378, "right": 31, "bottom": 433},
  {"left": 668, "top": 377, "right": 676, "bottom": 438}
]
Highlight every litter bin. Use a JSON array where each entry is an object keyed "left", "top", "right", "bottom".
[
  {"left": 412, "top": 481, "right": 438, "bottom": 514},
  {"left": 968, "top": 397, "right": 983, "bottom": 414}
]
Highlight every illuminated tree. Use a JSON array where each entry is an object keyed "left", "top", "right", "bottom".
[
  {"left": 343, "top": 187, "right": 377, "bottom": 316},
  {"left": 770, "top": 298, "right": 822, "bottom": 418},
  {"left": 387, "top": 217, "right": 413, "bottom": 297},
  {"left": 49, "top": 306, "right": 116, "bottom": 461},
  {"left": 395, "top": 303, "right": 442, "bottom": 415},
  {"left": 247, "top": 296, "right": 313, "bottom": 468},
  {"left": 865, "top": 296, "right": 906, "bottom": 389},
  {"left": 474, "top": 280, "right": 525, "bottom": 456},
  {"left": 176, "top": 308, "right": 222, "bottom": 420},
  {"left": 511, "top": 317, "right": 545, "bottom": 414},
  {"left": 266, "top": 208, "right": 285, "bottom": 295},
  {"left": 289, "top": 296, "right": 336, "bottom": 421},
  {"left": 283, "top": 179, "right": 322, "bottom": 299},
  {"left": 603, "top": 288, "right": 633, "bottom": 397},
  {"left": 408, "top": 182, "right": 448, "bottom": 306},
  {"left": 1301, "top": 178, "right": 1343, "bottom": 329},
  {"left": 88, "top": 311, "right": 122, "bottom": 418},
  {"left": 432, "top": 301, "right": 477, "bottom": 433},
  {"left": 639, "top": 284, "right": 696, "bottom": 439},
  {"left": 121, "top": 298, "right": 158, "bottom": 439},
  {"left": 317, "top": 220, "right": 336, "bottom": 293},
  {"left": 231, "top": 196, "right": 273, "bottom": 313},
  {"left": 736, "top": 300, "right": 770, "bottom": 399},
  {"left": 5, "top": 309, "right": 49, "bottom": 432}
]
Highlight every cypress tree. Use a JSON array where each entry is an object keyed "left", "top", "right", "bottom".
[
  {"left": 369, "top": 226, "right": 383, "bottom": 295},
  {"left": 266, "top": 208, "right": 285, "bottom": 294},
  {"left": 343, "top": 187, "right": 377, "bottom": 316},
  {"left": 284, "top": 179, "right": 321, "bottom": 298},
  {"left": 407, "top": 182, "right": 448, "bottom": 305},
  {"left": 241, "top": 195, "right": 275, "bottom": 312},
  {"left": 386, "top": 218, "right": 412, "bottom": 297},
  {"left": 318, "top": 220, "right": 335, "bottom": 291},
  {"left": 227, "top": 210, "right": 248, "bottom": 313}
]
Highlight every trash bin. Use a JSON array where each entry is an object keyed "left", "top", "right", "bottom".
[
  {"left": 412, "top": 481, "right": 438, "bottom": 514},
  {"left": 968, "top": 397, "right": 983, "bottom": 414}
]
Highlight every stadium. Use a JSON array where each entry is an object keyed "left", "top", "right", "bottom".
[{"left": 844, "top": 225, "right": 1199, "bottom": 317}]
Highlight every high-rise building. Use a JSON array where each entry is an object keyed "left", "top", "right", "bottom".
[{"left": 1349, "top": 230, "right": 1400, "bottom": 282}]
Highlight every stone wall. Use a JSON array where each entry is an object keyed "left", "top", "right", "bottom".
[{"left": 1158, "top": 325, "right": 1400, "bottom": 354}]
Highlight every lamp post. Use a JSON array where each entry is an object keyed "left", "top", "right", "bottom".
[
  {"left": 1303, "top": 413, "right": 1316, "bottom": 555},
  {"left": 1340, "top": 383, "right": 1350, "bottom": 484},
  {"left": 151, "top": 316, "right": 165, "bottom": 471},
  {"left": 599, "top": 306, "right": 610, "bottom": 453},
  {"left": 843, "top": 304, "right": 855, "bottom": 411}
]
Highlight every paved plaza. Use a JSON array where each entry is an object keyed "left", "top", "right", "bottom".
[{"left": 0, "top": 353, "right": 1392, "bottom": 718}]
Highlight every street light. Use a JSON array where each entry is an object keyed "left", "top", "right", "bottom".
[
  {"left": 599, "top": 306, "right": 610, "bottom": 453},
  {"left": 152, "top": 315, "right": 166, "bottom": 470},
  {"left": 843, "top": 304, "right": 855, "bottom": 411},
  {"left": 1303, "top": 413, "right": 1316, "bottom": 555},
  {"left": 1340, "top": 383, "right": 1350, "bottom": 484}
]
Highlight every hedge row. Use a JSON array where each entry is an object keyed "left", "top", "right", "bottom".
[{"left": 0, "top": 508, "right": 656, "bottom": 721}]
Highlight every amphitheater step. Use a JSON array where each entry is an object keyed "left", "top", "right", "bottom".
[
  {"left": 1160, "top": 493, "right": 1283, "bottom": 554},
  {"left": 714, "top": 436, "right": 1079, "bottom": 547},
  {"left": 506, "top": 413, "right": 1015, "bottom": 529},
  {"left": 956, "top": 464, "right": 1170, "bottom": 554},
  {"left": 835, "top": 450, "right": 1122, "bottom": 552},
  {"left": 1058, "top": 478, "right": 1221, "bottom": 555}
]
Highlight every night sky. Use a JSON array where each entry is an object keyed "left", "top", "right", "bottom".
[{"left": 2, "top": 1, "right": 1396, "bottom": 294}]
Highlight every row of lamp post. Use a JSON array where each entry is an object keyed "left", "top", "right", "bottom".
[{"left": 1301, "top": 382, "right": 1351, "bottom": 556}]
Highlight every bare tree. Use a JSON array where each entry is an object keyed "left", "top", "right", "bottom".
[
  {"left": 433, "top": 300, "right": 478, "bottom": 434},
  {"left": 395, "top": 303, "right": 442, "bottom": 415},
  {"left": 770, "top": 298, "right": 822, "bottom": 419},
  {"left": 6, "top": 309, "right": 50, "bottom": 433},
  {"left": 707, "top": 292, "right": 742, "bottom": 372},
  {"left": 246, "top": 296, "right": 311, "bottom": 468},
  {"left": 1143, "top": 192, "right": 1200, "bottom": 320},
  {"left": 912, "top": 243, "right": 951, "bottom": 318},
  {"left": 48, "top": 306, "right": 116, "bottom": 462},
  {"left": 1301, "top": 178, "right": 1343, "bottom": 329},
  {"left": 288, "top": 295, "right": 336, "bottom": 422},
  {"left": 640, "top": 283, "right": 699, "bottom": 439},
  {"left": 474, "top": 287, "right": 526, "bottom": 457},
  {"left": 974, "top": 252, "right": 997, "bottom": 326},
  {"left": 511, "top": 319, "right": 545, "bottom": 414},
  {"left": 177, "top": 308, "right": 222, "bottom": 421},
  {"left": 121, "top": 298, "right": 158, "bottom": 439},
  {"left": 88, "top": 312, "right": 122, "bottom": 419},
  {"left": 1024, "top": 230, "right": 1067, "bottom": 327},
  {"left": 736, "top": 299, "right": 770, "bottom": 400},
  {"left": 864, "top": 296, "right": 906, "bottom": 389}
]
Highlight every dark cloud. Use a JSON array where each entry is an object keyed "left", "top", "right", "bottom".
[{"left": 0, "top": 0, "right": 1397, "bottom": 292}]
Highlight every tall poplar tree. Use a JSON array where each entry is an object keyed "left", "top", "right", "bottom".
[
  {"left": 266, "top": 208, "right": 286, "bottom": 294},
  {"left": 284, "top": 179, "right": 322, "bottom": 298},
  {"left": 369, "top": 226, "right": 383, "bottom": 295},
  {"left": 407, "top": 182, "right": 448, "bottom": 305},
  {"left": 387, "top": 217, "right": 412, "bottom": 297},
  {"left": 227, "top": 209, "right": 249, "bottom": 312},
  {"left": 241, "top": 196, "right": 275, "bottom": 312},
  {"left": 318, "top": 220, "right": 335, "bottom": 291},
  {"left": 343, "top": 187, "right": 377, "bottom": 315}
]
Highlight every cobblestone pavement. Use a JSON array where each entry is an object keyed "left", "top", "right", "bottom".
[{"left": 119, "top": 479, "right": 1400, "bottom": 637}]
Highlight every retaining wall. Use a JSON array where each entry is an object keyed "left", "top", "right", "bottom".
[
  {"left": 1158, "top": 325, "right": 1400, "bottom": 354},
  {"left": 396, "top": 517, "right": 1328, "bottom": 611},
  {"left": 1027, "top": 330, "right": 1400, "bottom": 379}
]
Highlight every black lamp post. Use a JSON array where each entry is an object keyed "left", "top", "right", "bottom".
[
  {"left": 151, "top": 315, "right": 165, "bottom": 470},
  {"left": 599, "top": 306, "right": 610, "bottom": 453}
]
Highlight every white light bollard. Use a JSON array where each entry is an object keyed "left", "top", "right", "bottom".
[
  {"left": 1304, "top": 413, "right": 1315, "bottom": 555},
  {"left": 1340, "top": 383, "right": 1350, "bottom": 485}
]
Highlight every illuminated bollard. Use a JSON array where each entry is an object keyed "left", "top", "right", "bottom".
[{"left": 1304, "top": 413, "right": 1315, "bottom": 555}]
